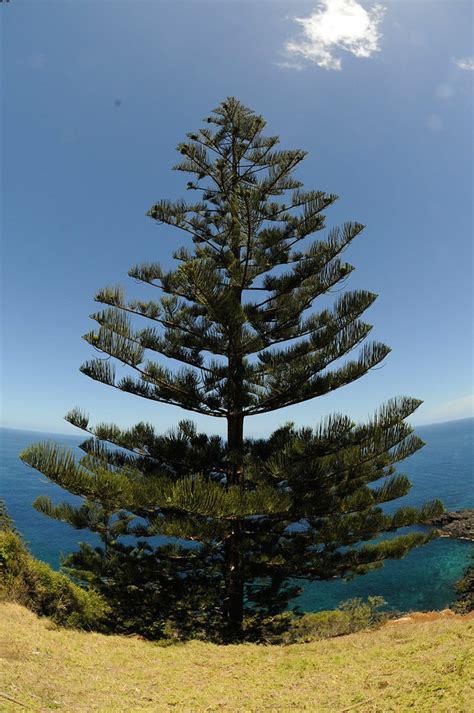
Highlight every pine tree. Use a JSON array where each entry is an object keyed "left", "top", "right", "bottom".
[{"left": 21, "top": 98, "right": 443, "bottom": 640}]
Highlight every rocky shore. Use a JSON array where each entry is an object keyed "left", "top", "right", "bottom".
[{"left": 426, "top": 509, "right": 474, "bottom": 541}]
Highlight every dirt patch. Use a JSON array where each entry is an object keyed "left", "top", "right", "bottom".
[{"left": 384, "top": 609, "right": 474, "bottom": 626}]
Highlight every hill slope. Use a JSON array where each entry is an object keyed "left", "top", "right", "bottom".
[{"left": 0, "top": 604, "right": 472, "bottom": 712}]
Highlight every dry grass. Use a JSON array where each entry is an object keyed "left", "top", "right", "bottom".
[{"left": 0, "top": 603, "right": 472, "bottom": 712}]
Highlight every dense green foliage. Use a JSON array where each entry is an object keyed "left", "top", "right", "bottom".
[
  {"left": 0, "top": 502, "right": 108, "bottom": 629},
  {"left": 453, "top": 560, "right": 474, "bottom": 614},
  {"left": 247, "top": 596, "right": 389, "bottom": 644},
  {"left": 21, "top": 98, "right": 442, "bottom": 640}
]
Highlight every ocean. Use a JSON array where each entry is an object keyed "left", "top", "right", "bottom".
[{"left": 1, "top": 418, "right": 472, "bottom": 613}]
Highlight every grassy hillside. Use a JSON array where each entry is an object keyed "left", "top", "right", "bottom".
[{"left": 0, "top": 604, "right": 472, "bottom": 712}]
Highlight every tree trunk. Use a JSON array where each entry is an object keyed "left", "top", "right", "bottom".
[
  {"left": 224, "top": 132, "right": 246, "bottom": 638},
  {"left": 224, "top": 409, "right": 244, "bottom": 638}
]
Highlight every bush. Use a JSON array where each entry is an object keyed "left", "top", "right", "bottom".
[
  {"left": 251, "top": 596, "right": 388, "bottom": 644},
  {"left": 453, "top": 561, "right": 474, "bottom": 614},
  {"left": 0, "top": 502, "right": 109, "bottom": 630}
]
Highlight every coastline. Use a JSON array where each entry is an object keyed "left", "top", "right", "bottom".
[{"left": 426, "top": 509, "right": 474, "bottom": 542}]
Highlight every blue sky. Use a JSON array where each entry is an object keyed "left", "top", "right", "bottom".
[{"left": 1, "top": 0, "right": 472, "bottom": 437}]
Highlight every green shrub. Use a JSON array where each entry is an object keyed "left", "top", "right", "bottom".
[
  {"left": 453, "top": 560, "right": 474, "bottom": 614},
  {"left": 252, "top": 596, "right": 388, "bottom": 644},
  {"left": 339, "top": 595, "right": 388, "bottom": 630},
  {"left": 0, "top": 503, "right": 109, "bottom": 630}
]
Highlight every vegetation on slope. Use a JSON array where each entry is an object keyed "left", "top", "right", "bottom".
[
  {"left": 453, "top": 559, "right": 474, "bottom": 614},
  {"left": 0, "top": 603, "right": 472, "bottom": 712},
  {"left": 0, "top": 502, "right": 108, "bottom": 630}
]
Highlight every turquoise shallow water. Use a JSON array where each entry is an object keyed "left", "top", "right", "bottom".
[{"left": 1, "top": 418, "right": 472, "bottom": 613}]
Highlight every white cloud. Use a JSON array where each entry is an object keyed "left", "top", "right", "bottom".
[
  {"left": 284, "top": 0, "right": 386, "bottom": 71},
  {"left": 275, "top": 60, "right": 305, "bottom": 71},
  {"left": 416, "top": 394, "right": 474, "bottom": 425},
  {"left": 454, "top": 56, "right": 474, "bottom": 71}
]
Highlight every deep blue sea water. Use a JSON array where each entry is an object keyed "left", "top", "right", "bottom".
[{"left": 1, "top": 418, "right": 472, "bottom": 613}]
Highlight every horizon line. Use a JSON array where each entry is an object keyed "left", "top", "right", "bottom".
[{"left": 1, "top": 415, "right": 473, "bottom": 439}]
